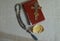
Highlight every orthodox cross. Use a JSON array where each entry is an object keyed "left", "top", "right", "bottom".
[{"left": 31, "top": 2, "right": 42, "bottom": 20}]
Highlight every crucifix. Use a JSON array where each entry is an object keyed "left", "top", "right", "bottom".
[{"left": 31, "top": 2, "right": 42, "bottom": 20}]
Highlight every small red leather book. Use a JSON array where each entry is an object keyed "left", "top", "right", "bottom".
[{"left": 22, "top": 0, "right": 45, "bottom": 25}]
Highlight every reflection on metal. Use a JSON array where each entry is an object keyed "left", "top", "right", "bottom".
[{"left": 32, "top": 24, "right": 44, "bottom": 33}]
